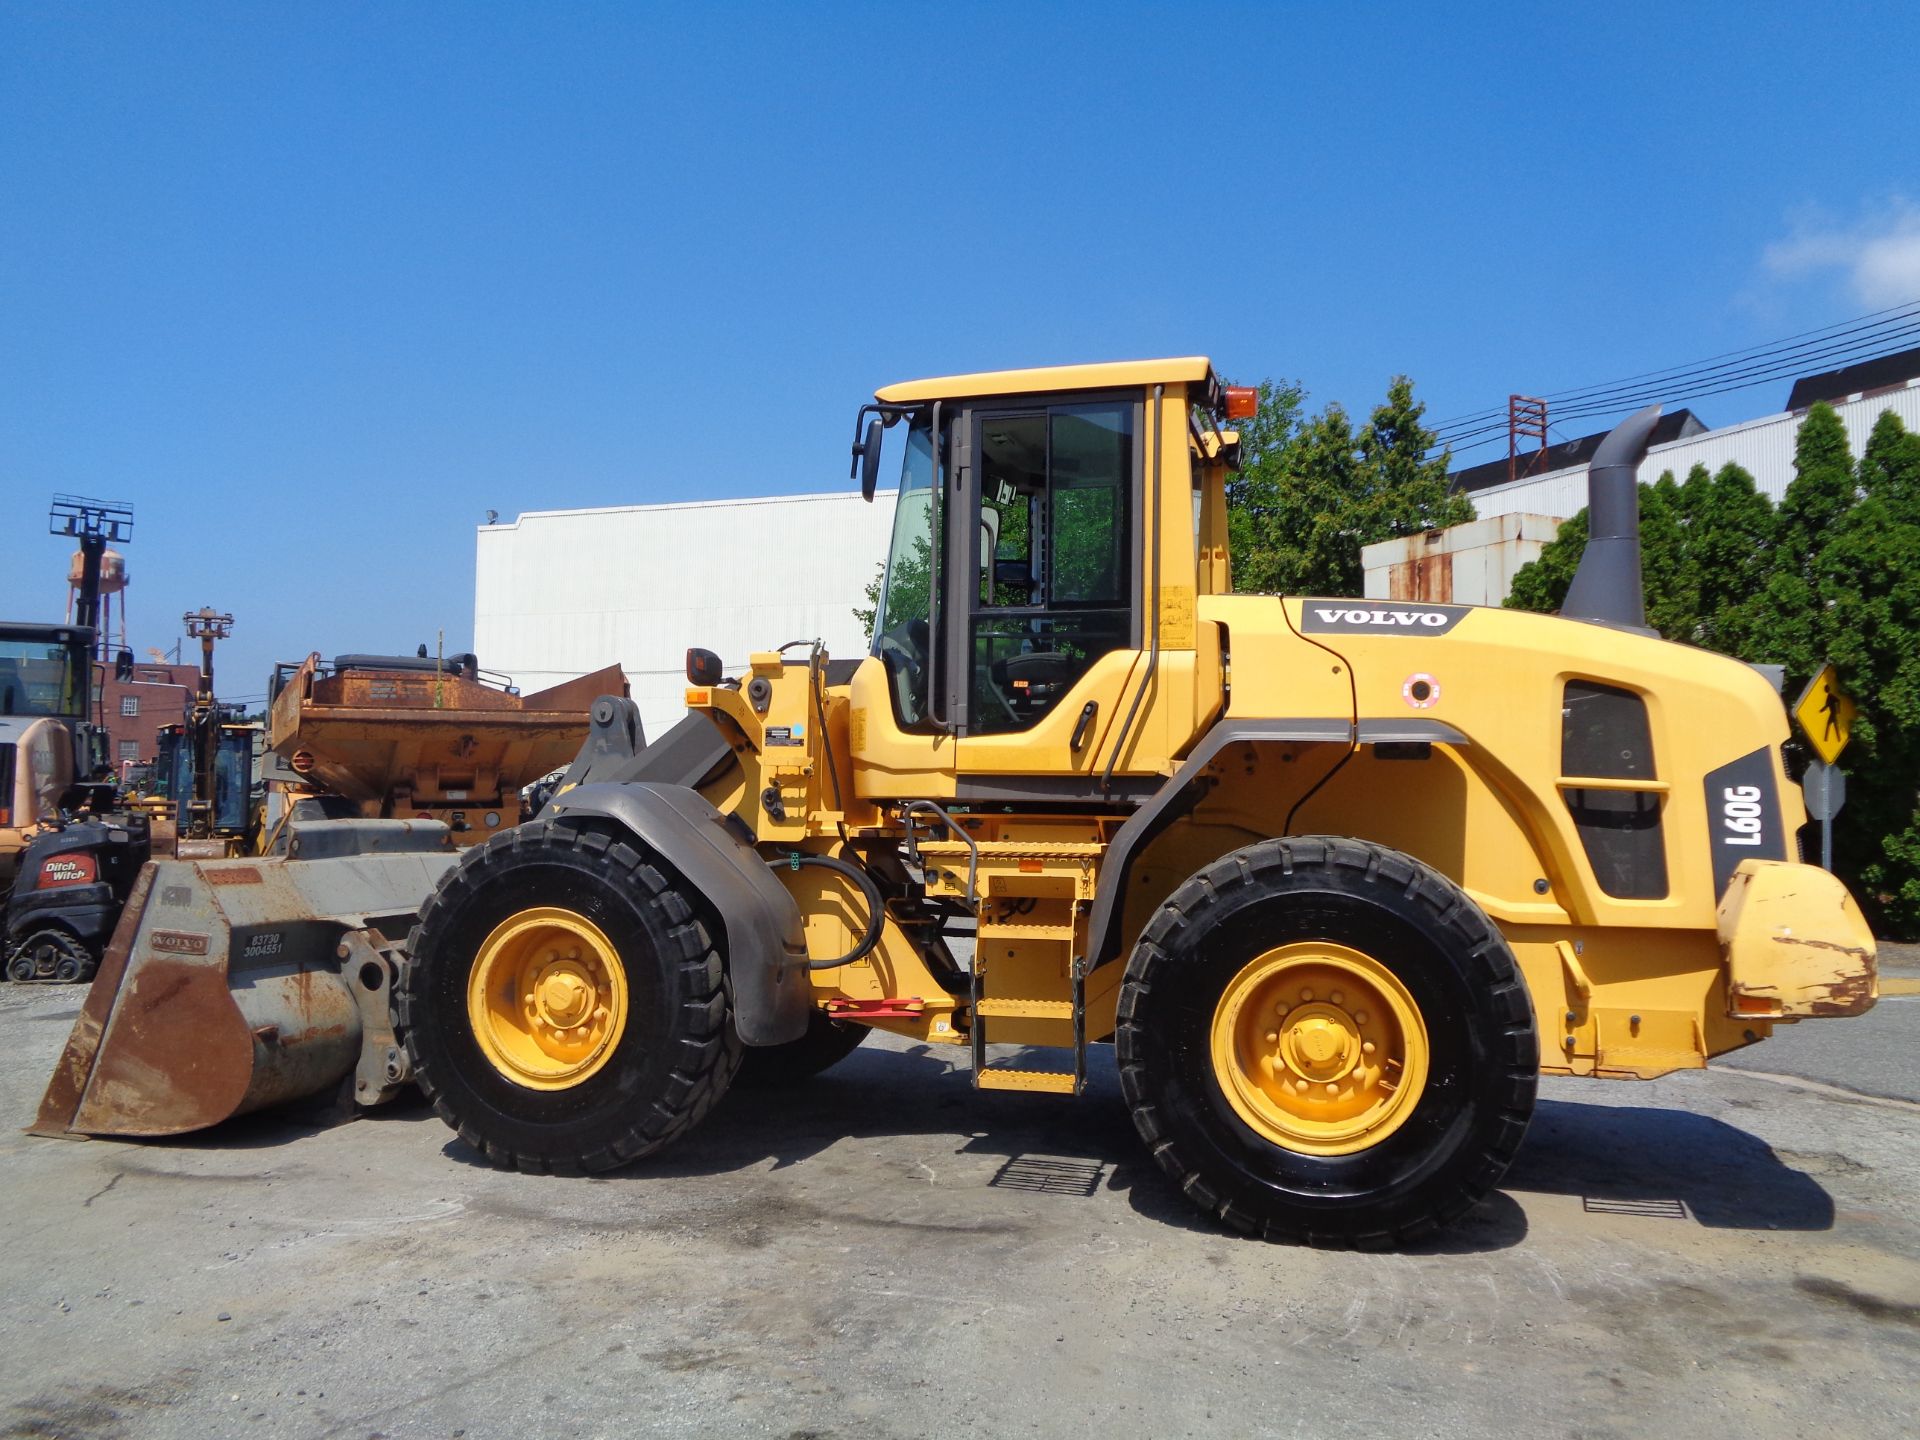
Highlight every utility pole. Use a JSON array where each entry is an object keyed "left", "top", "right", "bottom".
[
  {"left": 1507, "top": 396, "right": 1548, "bottom": 484},
  {"left": 183, "top": 607, "right": 234, "bottom": 840}
]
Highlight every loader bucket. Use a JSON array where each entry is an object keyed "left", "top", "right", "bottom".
[{"left": 32, "top": 821, "right": 457, "bottom": 1139}]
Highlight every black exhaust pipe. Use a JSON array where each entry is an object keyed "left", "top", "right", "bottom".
[{"left": 1560, "top": 402, "right": 1662, "bottom": 634}]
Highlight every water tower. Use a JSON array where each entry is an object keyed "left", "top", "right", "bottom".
[{"left": 67, "top": 546, "right": 128, "bottom": 662}]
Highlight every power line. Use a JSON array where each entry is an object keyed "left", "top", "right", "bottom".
[
  {"left": 1426, "top": 299, "right": 1920, "bottom": 452},
  {"left": 1432, "top": 318, "right": 1920, "bottom": 444},
  {"left": 1427, "top": 299, "right": 1920, "bottom": 435}
]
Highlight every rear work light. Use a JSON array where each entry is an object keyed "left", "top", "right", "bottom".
[{"left": 1223, "top": 386, "right": 1258, "bottom": 420}]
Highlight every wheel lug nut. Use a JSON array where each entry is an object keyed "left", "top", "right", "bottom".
[
  {"left": 1294, "top": 1079, "right": 1309, "bottom": 1093},
  {"left": 1300, "top": 988, "right": 1313, "bottom": 1002},
  {"left": 1362, "top": 1041, "right": 1376, "bottom": 1055},
  {"left": 1330, "top": 991, "right": 1343, "bottom": 1005},
  {"left": 1354, "top": 1011, "right": 1368, "bottom": 1025},
  {"left": 1265, "top": 1031, "right": 1278, "bottom": 1044},
  {"left": 1325, "top": 1083, "right": 1339, "bottom": 1094}
]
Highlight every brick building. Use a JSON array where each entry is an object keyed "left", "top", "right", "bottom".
[{"left": 94, "top": 660, "right": 197, "bottom": 769}]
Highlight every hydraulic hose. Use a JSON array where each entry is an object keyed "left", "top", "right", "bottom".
[{"left": 767, "top": 852, "right": 886, "bottom": 969}]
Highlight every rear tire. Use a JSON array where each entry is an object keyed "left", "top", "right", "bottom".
[
  {"left": 399, "top": 819, "right": 741, "bottom": 1174},
  {"left": 735, "top": 1009, "right": 869, "bottom": 1087},
  {"left": 1117, "top": 837, "right": 1537, "bottom": 1247}
]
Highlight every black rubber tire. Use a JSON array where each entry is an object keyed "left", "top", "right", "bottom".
[
  {"left": 1117, "top": 836, "right": 1537, "bottom": 1248},
  {"left": 734, "top": 1009, "right": 869, "bottom": 1088},
  {"left": 398, "top": 818, "right": 742, "bottom": 1174},
  {"left": 4, "top": 949, "right": 34, "bottom": 983}
]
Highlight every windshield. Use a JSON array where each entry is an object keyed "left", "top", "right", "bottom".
[
  {"left": 871, "top": 416, "right": 937, "bottom": 727},
  {"left": 0, "top": 638, "right": 83, "bottom": 718}
]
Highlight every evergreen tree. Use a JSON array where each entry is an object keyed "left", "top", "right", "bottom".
[
  {"left": 1814, "top": 412, "right": 1920, "bottom": 931},
  {"left": 1776, "top": 401, "right": 1857, "bottom": 561}
]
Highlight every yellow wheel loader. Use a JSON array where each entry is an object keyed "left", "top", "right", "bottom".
[{"left": 36, "top": 359, "right": 1877, "bottom": 1247}]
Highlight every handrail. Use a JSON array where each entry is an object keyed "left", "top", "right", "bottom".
[{"left": 901, "top": 798, "right": 979, "bottom": 907}]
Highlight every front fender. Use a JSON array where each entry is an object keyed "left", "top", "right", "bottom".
[{"left": 547, "top": 782, "right": 810, "bottom": 1045}]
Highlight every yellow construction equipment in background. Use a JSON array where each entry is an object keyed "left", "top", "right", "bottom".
[{"left": 38, "top": 358, "right": 1876, "bottom": 1248}]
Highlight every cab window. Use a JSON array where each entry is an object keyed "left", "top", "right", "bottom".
[
  {"left": 872, "top": 416, "right": 940, "bottom": 729},
  {"left": 969, "top": 402, "right": 1134, "bottom": 735}
]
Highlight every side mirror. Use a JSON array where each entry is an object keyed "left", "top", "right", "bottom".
[
  {"left": 855, "top": 418, "right": 885, "bottom": 501},
  {"left": 685, "top": 648, "right": 725, "bottom": 686}
]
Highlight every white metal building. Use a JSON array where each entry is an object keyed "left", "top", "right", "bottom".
[
  {"left": 1458, "top": 381, "right": 1920, "bottom": 524},
  {"left": 475, "top": 490, "right": 898, "bottom": 740},
  {"left": 1362, "top": 513, "right": 1561, "bottom": 604}
]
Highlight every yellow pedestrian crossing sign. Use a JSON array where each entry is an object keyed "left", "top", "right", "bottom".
[{"left": 1793, "top": 664, "right": 1857, "bottom": 766}]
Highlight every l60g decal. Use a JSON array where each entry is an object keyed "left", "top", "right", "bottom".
[{"left": 1704, "top": 747, "right": 1786, "bottom": 894}]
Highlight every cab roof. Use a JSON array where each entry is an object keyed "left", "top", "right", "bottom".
[
  {"left": 875, "top": 356, "right": 1215, "bottom": 404},
  {"left": 0, "top": 621, "right": 88, "bottom": 643}
]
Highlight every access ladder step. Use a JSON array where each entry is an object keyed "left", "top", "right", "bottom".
[
  {"left": 973, "top": 921, "right": 1077, "bottom": 942},
  {"left": 974, "top": 1068, "right": 1079, "bottom": 1095},
  {"left": 918, "top": 840, "right": 1105, "bottom": 860},
  {"left": 974, "top": 998, "right": 1075, "bottom": 1021}
]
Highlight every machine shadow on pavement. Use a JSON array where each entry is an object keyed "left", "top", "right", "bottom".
[
  {"left": 60, "top": 1036, "right": 1830, "bottom": 1247},
  {"left": 1500, "top": 1097, "right": 1835, "bottom": 1231},
  {"left": 425, "top": 1042, "right": 1830, "bottom": 1247}
]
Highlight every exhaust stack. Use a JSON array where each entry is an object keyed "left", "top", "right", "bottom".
[{"left": 1560, "top": 403, "right": 1662, "bottom": 634}]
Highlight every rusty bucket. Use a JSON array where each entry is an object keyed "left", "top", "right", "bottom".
[{"left": 32, "top": 822, "right": 457, "bottom": 1139}]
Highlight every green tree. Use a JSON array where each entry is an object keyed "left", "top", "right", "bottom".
[
  {"left": 1228, "top": 376, "right": 1472, "bottom": 595},
  {"left": 1813, "top": 411, "right": 1920, "bottom": 932},
  {"left": 1683, "top": 463, "right": 1780, "bottom": 654},
  {"left": 855, "top": 532, "right": 932, "bottom": 644},
  {"left": 1224, "top": 379, "right": 1310, "bottom": 594}
]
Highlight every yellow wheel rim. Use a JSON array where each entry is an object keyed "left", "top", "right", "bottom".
[
  {"left": 1210, "top": 940, "right": 1429, "bottom": 1156},
  {"left": 466, "top": 907, "right": 630, "bottom": 1090}
]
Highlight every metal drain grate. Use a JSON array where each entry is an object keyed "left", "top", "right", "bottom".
[
  {"left": 989, "top": 1156, "right": 1105, "bottom": 1197},
  {"left": 1583, "top": 1195, "right": 1689, "bottom": 1219}
]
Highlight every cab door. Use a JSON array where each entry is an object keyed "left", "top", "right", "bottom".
[{"left": 950, "top": 393, "right": 1149, "bottom": 788}]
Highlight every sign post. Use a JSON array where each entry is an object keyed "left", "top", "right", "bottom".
[
  {"left": 1793, "top": 665, "right": 1856, "bottom": 873},
  {"left": 1802, "top": 760, "right": 1847, "bottom": 871}
]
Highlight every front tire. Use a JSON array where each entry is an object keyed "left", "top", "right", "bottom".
[
  {"left": 1117, "top": 837, "right": 1537, "bottom": 1247},
  {"left": 399, "top": 819, "right": 740, "bottom": 1174}
]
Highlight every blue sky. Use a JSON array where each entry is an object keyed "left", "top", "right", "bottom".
[{"left": 3, "top": 2, "right": 1915, "bottom": 700}]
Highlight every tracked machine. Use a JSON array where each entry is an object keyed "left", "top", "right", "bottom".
[{"left": 36, "top": 359, "right": 1877, "bottom": 1245}]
